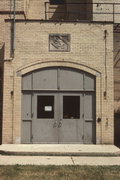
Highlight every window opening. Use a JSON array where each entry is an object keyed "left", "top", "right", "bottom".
[
  {"left": 63, "top": 96, "right": 80, "bottom": 119},
  {"left": 37, "top": 96, "right": 54, "bottom": 118}
]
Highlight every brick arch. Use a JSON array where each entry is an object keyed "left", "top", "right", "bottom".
[
  {"left": 17, "top": 60, "right": 101, "bottom": 77},
  {"left": 21, "top": 65, "right": 97, "bottom": 144},
  {"left": 19, "top": 60, "right": 102, "bottom": 144}
]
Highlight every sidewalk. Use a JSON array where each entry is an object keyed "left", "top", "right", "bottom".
[
  {"left": 0, "top": 144, "right": 120, "bottom": 165},
  {"left": 1, "top": 155, "right": 120, "bottom": 165}
]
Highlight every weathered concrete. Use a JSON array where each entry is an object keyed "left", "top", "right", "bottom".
[
  {"left": 0, "top": 145, "right": 120, "bottom": 165},
  {"left": 1, "top": 155, "right": 120, "bottom": 165},
  {"left": 0, "top": 144, "right": 119, "bottom": 156}
]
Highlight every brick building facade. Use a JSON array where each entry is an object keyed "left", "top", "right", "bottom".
[{"left": 0, "top": 0, "right": 120, "bottom": 144}]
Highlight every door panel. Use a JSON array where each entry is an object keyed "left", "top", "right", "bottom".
[
  {"left": 32, "top": 119, "right": 58, "bottom": 143},
  {"left": 58, "top": 119, "right": 82, "bottom": 143},
  {"left": 59, "top": 68, "right": 84, "bottom": 90},
  {"left": 84, "top": 121, "right": 95, "bottom": 144},
  {"left": 22, "top": 74, "right": 32, "bottom": 90},
  {"left": 21, "top": 93, "right": 32, "bottom": 143},
  {"left": 33, "top": 69, "right": 58, "bottom": 90},
  {"left": 22, "top": 93, "right": 32, "bottom": 120},
  {"left": 21, "top": 121, "right": 31, "bottom": 143},
  {"left": 58, "top": 94, "right": 84, "bottom": 143},
  {"left": 32, "top": 94, "right": 58, "bottom": 143},
  {"left": 84, "top": 73, "right": 95, "bottom": 91},
  {"left": 84, "top": 93, "right": 96, "bottom": 144},
  {"left": 84, "top": 93, "right": 94, "bottom": 120}
]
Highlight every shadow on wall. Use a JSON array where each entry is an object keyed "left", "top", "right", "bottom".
[
  {"left": 114, "top": 32, "right": 120, "bottom": 147},
  {"left": 47, "top": 0, "right": 93, "bottom": 21},
  {"left": 114, "top": 111, "right": 120, "bottom": 147},
  {"left": 0, "top": 44, "right": 4, "bottom": 145}
]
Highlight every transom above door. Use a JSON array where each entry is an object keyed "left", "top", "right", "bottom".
[
  {"left": 21, "top": 67, "right": 96, "bottom": 144},
  {"left": 22, "top": 67, "right": 95, "bottom": 91}
]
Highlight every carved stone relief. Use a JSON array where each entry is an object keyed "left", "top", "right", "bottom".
[{"left": 49, "top": 34, "right": 70, "bottom": 52}]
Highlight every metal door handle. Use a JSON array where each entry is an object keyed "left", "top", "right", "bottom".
[
  {"left": 58, "top": 119, "right": 62, "bottom": 128},
  {"left": 53, "top": 121, "right": 57, "bottom": 128}
]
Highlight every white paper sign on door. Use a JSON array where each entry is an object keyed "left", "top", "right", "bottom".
[{"left": 44, "top": 106, "right": 52, "bottom": 112}]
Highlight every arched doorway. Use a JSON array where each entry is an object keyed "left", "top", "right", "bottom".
[{"left": 21, "top": 67, "right": 96, "bottom": 144}]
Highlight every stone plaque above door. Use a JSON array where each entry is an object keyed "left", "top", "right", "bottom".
[{"left": 49, "top": 34, "right": 70, "bottom": 52}]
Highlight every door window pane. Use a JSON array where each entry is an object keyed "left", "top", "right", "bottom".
[
  {"left": 37, "top": 96, "right": 54, "bottom": 118},
  {"left": 63, "top": 96, "right": 80, "bottom": 119},
  {"left": 50, "top": 0, "right": 64, "bottom": 4}
]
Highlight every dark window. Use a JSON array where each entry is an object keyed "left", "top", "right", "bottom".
[
  {"left": 50, "top": 0, "right": 65, "bottom": 5},
  {"left": 37, "top": 96, "right": 54, "bottom": 119},
  {"left": 63, "top": 96, "right": 80, "bottom": 119}
]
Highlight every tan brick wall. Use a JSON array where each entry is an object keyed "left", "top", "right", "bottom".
[
  {"left": 24, "top": 0, "right": 120, "bottom": 22},
  {"left": 1, "top": 0, "right": 120, "bottom": 23},
  {"left": 93, "top": 0, "right": 120, "bottom": 23},
  {"left": 2, "top": 62, "right": 13, "bottom": 143},
  {"left": 0, "top": 0, "right": 24, "bottom": 12},
  {"left": 0, "top": 0, "right": 116, "bottom": 144},
  {"left": 2, "top": 22, "right": 114, "bottom": 144},
  {"left": 0, "top": 14, "right": 25, "bottom": 47}
]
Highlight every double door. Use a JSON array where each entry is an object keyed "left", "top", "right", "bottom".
[
  {"left": 32, "top": 93, "right": 84, "bottom": 143},
  {"left": 22, "top": 92, "right": 95, "bottom": 144}
]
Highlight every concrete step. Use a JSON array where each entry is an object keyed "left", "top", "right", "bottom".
[{"left": 0, "top": 144, "right": 120, "bottom": 157}]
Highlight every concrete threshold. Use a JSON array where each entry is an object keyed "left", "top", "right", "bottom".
[{"left": 0, "top": 144, "right": 120, "bottom": 157}]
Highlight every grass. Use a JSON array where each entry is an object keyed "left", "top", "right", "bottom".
[{"left": 0, "top": 165, "right": 120, "bottom": 180}]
